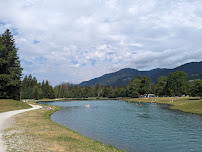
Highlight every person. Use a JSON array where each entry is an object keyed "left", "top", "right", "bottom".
[{"left": 85, "top": 104, "right": 91, "bottom": 107}]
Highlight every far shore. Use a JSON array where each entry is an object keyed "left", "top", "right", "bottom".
[
  {"left": 37, "top": 96, "right": 202, "bottom": 116},
  {"left": 124, "top": 97, "right": 202, "bottom": 115}
]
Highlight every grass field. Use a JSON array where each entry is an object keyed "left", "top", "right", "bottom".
[
  {"left": 125, "top": 97, "right": 202, "bottom": 115},
  {"left": 0, "top": 99, "right": 31, "bottom": 113}
]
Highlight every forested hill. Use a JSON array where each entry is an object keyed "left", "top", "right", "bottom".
[{"left": 80, "top": 61, "right": 202, "bottom": 87}]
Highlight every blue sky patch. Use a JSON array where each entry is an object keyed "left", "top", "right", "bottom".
[
  {"left": 0, "top": 21, "right": 5, "bottom": 26},
  {"left": 33, "top": 40, "right": 40, "bottom": 44},
  {"left": 90, "top": 59, "right": 96, "bottom": 66},
  {"left": 36, "top": 57, "right": 47, "bottom": 62},
  {"left": 11, "top": 28, "right": 19, "bottom": 36},
  {"left": 21, "top": 59, "right": 32, "bottom": 65},
  {"left": 70, "top": 58, "right": 78, "bottom": 65}
]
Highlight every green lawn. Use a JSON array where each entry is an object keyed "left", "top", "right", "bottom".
[
  {"left": 125, "top": 97, "right": 202, "bottom": 115},
  {"left": 0, "top": 99, "right": 32, "bottom": 113}
]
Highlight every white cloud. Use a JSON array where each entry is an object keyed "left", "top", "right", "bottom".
[{"left": 0, "top": 0, "right": 202, "bottom": 85}]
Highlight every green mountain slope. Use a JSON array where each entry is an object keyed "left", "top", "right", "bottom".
[{"left": 80, "top": 61, "right": 202, "bottom": 87}]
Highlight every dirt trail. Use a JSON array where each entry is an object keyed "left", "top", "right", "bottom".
[{"left": 0, "top": 104, "right": 42, "bottom": 152}]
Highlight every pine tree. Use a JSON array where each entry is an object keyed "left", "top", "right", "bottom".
[
  {"left": 0, "top": 45, "right": 9, "bottom": 98},
  {"left": 21, "top": 75, "right": 28, "bottom": 92},
  {"left": 27, "top": 74, "right": 33, "bottom": 87},
  {"left": 0, "top": 29, "right": 22, "bottom": 99}
]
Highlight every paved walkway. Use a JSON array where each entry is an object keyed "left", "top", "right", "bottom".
[{"left": 0, "top": 104, "right": 42, "bottom": 152}]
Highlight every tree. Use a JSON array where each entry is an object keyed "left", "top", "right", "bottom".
[
  {"left": 103, "top": 86, "right": 115, "bottom": 98},
  {"left": 33, "top": 87, "right": 39, "bottom": 100},
  {"left": 41, "top": 80, "right": 46, "bottom": 98},
  {"left": 0, "top": 29, "right": 22, "bottom": 100},
  {"left": 21, "top": 75, "right": 28, "bottom": 91},
  {"left": 139, "top": 76, "right": 151, "bottom": 95},
  {"left": 0, "top": 46, "right": 8, "bottom": 98},
  {"left": 27, "top": 74, "right": 33, "bottom": 87},
  {"left": 117, "top": 87, "right": 126, "bottom": 97},
  {"left": 87, "top": 86, "right": 96, "bottom": 97},
  {"left": 95, "top": 84, "right": 103, "bottom": 97},
  {"left": 41, "top": 80, "right": 55, "bottom": 99},
  {"left": 48, "top": 85, "right": 55, "bottom": 99},
  {"left": 190, "top": 80, "right": 202, "bottom": 99},
  {"left": 166, "top": 71, "right": 187, "bottom": 96},
  {"left": 126, "top": 78, "right": 141, "bottom": 98},
  {"left": 21, "top": 74, "right": 55, "bottom": 100},
  {"left": 155, "top": 76, "right": 168, "bottom": 96}
]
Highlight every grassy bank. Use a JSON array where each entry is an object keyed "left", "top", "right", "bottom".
[
  {"left": 0, "top": 99, "right": 32, "bottom": 113},
  {"left": 3, "top": 102, "right": 123, "bottom": 152},
  {"left": 125, "top": 97, "right": 202, "bottom": 115}
]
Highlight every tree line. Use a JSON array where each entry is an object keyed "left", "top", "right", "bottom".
[
  {"left": 54, "top": 71, "right": 202, "bottom": 99},
  {"left": 21, "top": 74, "right": 55, "bottom": 100},
  {"left": 21, "top": 70, "right": 202, "bottom": 100}
]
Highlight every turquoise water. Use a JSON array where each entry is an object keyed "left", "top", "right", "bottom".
[{"left": 42, "top": 100, "right": 202, "bottom": 152}]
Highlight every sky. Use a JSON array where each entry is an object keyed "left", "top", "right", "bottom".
[{"left": 0, "top": 0, "right": 202, "bottom": 86}]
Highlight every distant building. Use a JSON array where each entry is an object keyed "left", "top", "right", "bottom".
[{"left": 147, "top": 94, "right": 155, "bottom": 98}]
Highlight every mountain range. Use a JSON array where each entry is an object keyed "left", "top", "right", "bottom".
[{"left": 80, "top": 61, "right": 202, "bottom": 87}]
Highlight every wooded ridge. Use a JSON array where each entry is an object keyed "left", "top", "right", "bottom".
[{"left": 80, "top": 61, "right": 202, "bottom": 87}]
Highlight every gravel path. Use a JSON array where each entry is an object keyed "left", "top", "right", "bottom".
[{"left": 0, "top": 104, "right": 42, "bottom": 152}]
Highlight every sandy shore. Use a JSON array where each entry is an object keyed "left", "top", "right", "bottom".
[{"left": 0, "top": 104, "right": 42, "bottom": 152}]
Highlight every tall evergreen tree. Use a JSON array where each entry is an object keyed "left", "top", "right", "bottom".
[
  {"left": 21, "top": 75, "right": 28, "bottom": 91},
  {"left": 0, "top": 29, "right": 22, "bottom": 99}
]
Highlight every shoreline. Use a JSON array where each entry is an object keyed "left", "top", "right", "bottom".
[
  {"left": 124, "top": 97, "right": 202, "bottom": 116},
  {"left": 39, "top": 97, "right": 202, "bottom": 115}
]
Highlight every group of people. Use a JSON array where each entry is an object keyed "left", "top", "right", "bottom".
[
  {"left": 41, "top": 106, "right": 53, "bottom": 110},
  {"left": 151, "top": 99, "right": 157, "bottom": 103}
]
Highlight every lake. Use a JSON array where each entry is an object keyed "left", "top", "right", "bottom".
[{"left": 41, "top": 100, "right": 202, "bottom": 152}]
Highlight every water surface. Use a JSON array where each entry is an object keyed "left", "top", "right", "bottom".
[{"left": 42, "top": 100, "right": 202, "bottom": 152}]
